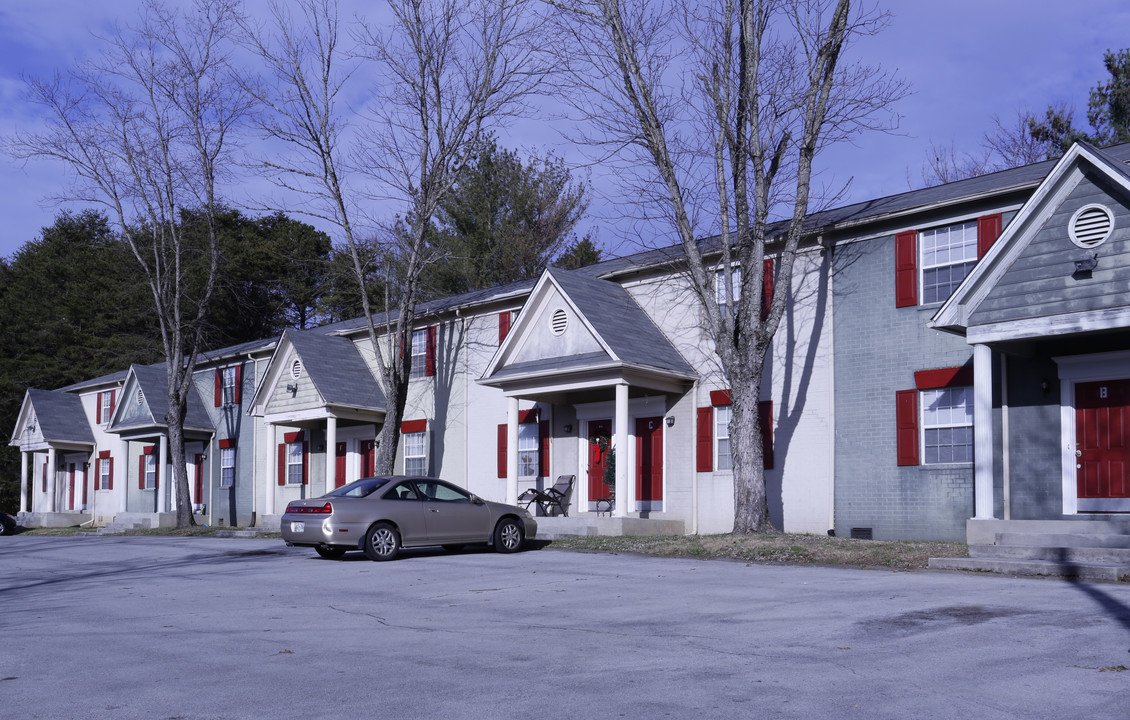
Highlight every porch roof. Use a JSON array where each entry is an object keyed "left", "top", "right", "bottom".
[{"left": 10, "top": 389, "right": 95, "bottom": 448}]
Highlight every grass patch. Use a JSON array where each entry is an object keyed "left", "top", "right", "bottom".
[{"left": 546, "top": 532, "right": 968, "bottom": 570}]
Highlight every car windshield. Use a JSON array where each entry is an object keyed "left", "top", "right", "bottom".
[{"left": 326, "top": 477, "right": 392, "bottom": 498}]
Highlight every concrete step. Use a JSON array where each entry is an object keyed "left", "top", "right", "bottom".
[
  {"left": 929, "top": 556, "right": 1130, "bottom": 582},
  {"left": 994, "top": 532, "right": 1130, "bottom": 549},
  {"left": 535, "top": 516, "right": 684, "bottom": 540},
  {"left": 969, "top": 543, "right": 1130, "bottom": 564}
]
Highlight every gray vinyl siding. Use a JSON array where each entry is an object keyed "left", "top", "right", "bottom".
[
  {"left": 971, "top": 171, "right": 1130, "bottom": 326},
  {"left": 196, "top": 362, "right": 258, "bottom": 527},
  {"left": 116, "top": 384, "right": 152, "bottom": 426},
  {"left": 831, "top": 231, "right": 977, "bottom": 541}
]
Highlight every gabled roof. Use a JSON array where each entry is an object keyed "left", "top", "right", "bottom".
[
  {"left": 286, "top": 330, "right": 386, "bottom": 411},
  {"left": 9, "top": 389, "right": 95, "bottom": 447},
  {"left": 931, "top": 141, "right": 1130, "bottom": 340},
  {"left": 110, "top": 363, "right": 215, "bottom": 433},
  {"left": 481, "top": 267, "right": 695, "bottom": 390}
]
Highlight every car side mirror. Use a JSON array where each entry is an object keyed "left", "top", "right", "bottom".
[{"left": 471, "top": 494, "right": 485, "bottom": 505}]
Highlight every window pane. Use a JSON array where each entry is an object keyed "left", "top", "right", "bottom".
[
  {"left": 518, "top": 424, "right": 539, "bottom": 477},
  {"left": 716, "top": 405, "right": 732, "bottom": 471},
  {"left": 287, "top": 442, "right": 303, "bottom": 484},
  {"left": 410, "top": 330, "right": 427, "bottom": 379},
  {"left": 404, "top": 431, "right": 427, "bottom": 475},
  {"left": 921, "top": 386, "right": 974, "bottom": 465},
  {"left": 221, "top": 447, "right": 235, "bottom": 488},
  {"left": 920, "top": 222, "right": 978, "bottom": 303}
]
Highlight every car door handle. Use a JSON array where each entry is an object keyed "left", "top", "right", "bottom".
[{"left": 429, "top": 508, "right": 440, "bottom": 513}]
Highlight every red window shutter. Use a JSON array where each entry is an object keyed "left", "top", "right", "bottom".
[
  {"left": 896, "top": 389, "right": 920, "bottom": 466},
  {"left": 302, "top": 442, "right": 309, "bottom": 484},
  {"left": 110, "top": 390, "right": 116, "bottom": 417},
  {"left": 977, "top": 213, "right": 1002, "bottom": 259},
  {"left": 497, "top": 424, "right": 507, "bottom": 478},
  {"left": 425, "top": 325, "right": 437, "bottom": 377},
  {"left": 761, "top": 258, "right": 774, "bottom": 321},
  {"left": 759, "top": 401, "right": 774, "bottom": 470},
  {"left": 499, "top": 311, "right": 511, "bottom": 344},
  {"left": 214, "top": 369, "right": 223, "bottom": 407},
  {"left": 233, "top": 364, "right": 243, "bottom": 404},
  {"left": 82, "top": 462, "right": 89, "bottom": 506},
  {"left": 42, "top": 461, "right": 47, "bottom": 493},
  {"left": 96, "top": 393, "right": 102, "bottom": 424},
  {"left": 895, "top": 230, "right": 918, "bottom": 308},
  {"left": 139, "top": 455, "right": 145, "bottom": 490},
  {"left": 696, "top": 407, "right": 714, "bottom": 472},
  {"left": 539, "top": 420, "right": 550, "bottom": 477},
  {"left": 277, "top": 443, "right": 286, "bottom": 486},
  {"left": 108, "top": 457, "right": 114, "bottom": 491}
]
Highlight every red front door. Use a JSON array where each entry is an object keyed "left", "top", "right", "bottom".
[
  {"left": 635, "top": 417, "right": 664, "bottom": 503},
  {"left": 361, "top": 440, "right": 376, "bottom": 478},
  {"left": 335, "top": 442, "right": 347, "bottom": 488},
  {"left": 1076, "top": 379, "right": 1130, "bottom": 499},
  {"left": 587, "top": 419, "right": 612, "bottom": 501}
]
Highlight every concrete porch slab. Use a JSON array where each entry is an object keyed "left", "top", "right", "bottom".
[{"left": 535, "top": 515, "right": 685, "bottom": 540}]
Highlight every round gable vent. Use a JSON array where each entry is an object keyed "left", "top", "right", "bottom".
[
  {"left": 291, "top": 358, "right": 302, "bottom": 379},
  {"left": 1069, "top": 204, "right": 1114, "bottom": 248},
  {"left": 550, "top": 308, "right": 568, "bottom": 336}
]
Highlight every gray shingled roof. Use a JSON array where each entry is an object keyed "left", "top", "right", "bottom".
[
  {"left": 547, "top": 267, "right": 695, "bottom": 377},
  {"left": 287, "top": 330, "right": 386, "bottom": 411},
  {"left": 26, "top": 389, "right": 96, "bottom": 444},
  {"left": 112, "top": 363, "right": 214, "bottom": 432}
]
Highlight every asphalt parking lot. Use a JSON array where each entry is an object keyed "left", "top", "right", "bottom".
[{"left": 1, "top": 535, "right": 1128, "bottom": 719}]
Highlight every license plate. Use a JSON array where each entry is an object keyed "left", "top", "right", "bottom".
[{"left": 290, "top": 521, "right": 305, "bottom": 533}]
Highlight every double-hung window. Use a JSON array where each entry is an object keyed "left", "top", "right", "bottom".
[
  {"left": 409, "top": 330, "right": 427, "bottom": 379},
  {"left": 221, "top": 367, "right": 237, "bottom": 405},
  {"left": 220, "top": 447, "right": 236, "bottom": 488},
  {"left": 716, "top": 266, "right": 741, "bottom": 319},
  {"left": 715, "top": 404, "right": 732, "bottom": 471},
  {"left": 404, "top": 431, "right": 427, "bottom": 475},
  {"left": 920, "top": 221, "right": 978, "bottom": 304},
  {"left": 517, "top": 423, "right": 540, "bottom": 477},
  {"left": 143, "top": 453, "right": 157, "bottom": 490},
  {"left": 921, "top": 386, "right": 973, "bottom": 464},
  {"left": 98, "top": 457, "right": 112, "bottom": 490},
  {"left": 286, "top": 442, "right": 304, "bottom": 485}
]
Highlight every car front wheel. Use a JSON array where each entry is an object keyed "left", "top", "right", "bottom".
[
  {"left": 493, "top": 518, "right": 523, "bottom": 554},
  {"left": 363, "top": 522, "right": 401, "bottom": 561}
]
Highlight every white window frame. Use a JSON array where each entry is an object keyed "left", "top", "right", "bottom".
[
  {"left": 220, "top": 447, "right": 236, "bottom": 488},
  {"left": 921, "top": 386, "right": 974, "bottom": 465},
  {"left": 715, "top": 266, "right": 741, "bottom": 319},
  {"left": 920, "top": 221, "right": 978, "bottom": 305},
  {"left": 221, "top": 366, "right": 237, "bottom": 405},
  {"left": 403, "top": 431, "right": 427, "bottom": 475},
  {"left": 517, "top": 423, "right": 539, "bottom": 477},
  {"left": 98, "top": 457, "right": 112, "bottom": 490},
  {"left": 715, "top": 405, "right": 732, "bottom": 471},
  {"left": 100, "top": 391, "right": 113, "bottom": 425},
  {"left": 409, "top": 329, "right": 427, "bottom": 379},
  {"left": 286, "top": 442, "right": 304, "bottom": 485},
  {"left": 143, "top": 453, "right": 157, "bottom": 490}
]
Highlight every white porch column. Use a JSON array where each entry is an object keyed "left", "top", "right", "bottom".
[
  {"left": 614, "top": 382, "right": 630, "bottom": 518},
  {"left": 974, "top": 343, "right": 995, "bottom": 519},
  {"left": 46, "top": 448, "right": 57, "bottom": 513},
  {"left": 19, "top": 450, "right": 28, "bottom": 514},
  {"left": 506, "top": 397, "right": 519, "bottom": 506},
  {"left": 266, "top": 424, "right": 277, "bottom": 517},
  {"left": 159, "top": 435, "right": 170, "bottom": 514},
  {"left": 325, "top": 416, "right": 338, "bottom": 496},
  {"left": 119, "top": 439, "right": 129, "bottom": 513}
]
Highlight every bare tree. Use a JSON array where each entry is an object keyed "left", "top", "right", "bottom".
[
  {"left": 242, "top": 0, "right": 544, "bottom": 473},
  {"left": 921, "top": 107, "right": 1060, "bottom": 187},
  {"left": 9, "top": 0, "right": 248, "bottom": 527},
  {"left": 548, "top": 0, "right": 904, "bottom": 532}
]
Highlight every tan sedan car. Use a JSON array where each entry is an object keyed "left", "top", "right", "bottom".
[{"left": 280, "top": 476, "right": 537, "bottom": 561}]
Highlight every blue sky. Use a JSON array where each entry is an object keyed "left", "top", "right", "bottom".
[{"left": 2, "top": 0, "right": 1130, "bottom": 261}]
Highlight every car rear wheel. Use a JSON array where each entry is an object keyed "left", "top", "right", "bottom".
[
  {"left": 363, "top": 522, "right": 401, "bottom": 561},
  {"left": 493, "top": 518, "right": 523, "bottom": 554},
  {"left": 315, "top": 544, "right": 347, "bottom": 560}
]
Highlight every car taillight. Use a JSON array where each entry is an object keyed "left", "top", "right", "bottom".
[{"left": 285, "top": 502, "right": 333, "bottom": 515}]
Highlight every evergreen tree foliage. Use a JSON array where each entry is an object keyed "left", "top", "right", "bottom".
[{"left": 424, "top": 141, "right": 590, "bottom": 297}]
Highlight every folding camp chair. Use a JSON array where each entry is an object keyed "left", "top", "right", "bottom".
[{"left": 517, "top": 474, "right": 575, "bottom": 517}]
